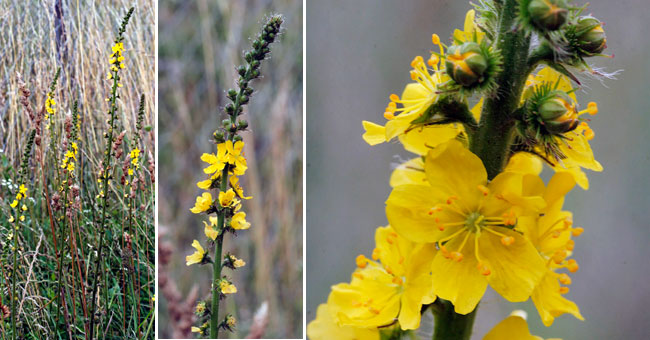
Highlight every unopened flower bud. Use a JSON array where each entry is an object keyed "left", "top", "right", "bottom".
[
  {"left": 227, "top": 89, "right": 237, "bottom": 100},
  {"left": 237, "top": 120, "right": 248, "bottom": 130},
  {"left": 445, "top": 42, "right": 488, "bottom": 87},
  {"left": 575, "top": 17, "right": 607, "bottom": 54},
  {"left": 528, "top": 0, "right": 568, "bottom": 31},
  {"left": 538, "top": 90, "right": 579, "bottom": 134}
]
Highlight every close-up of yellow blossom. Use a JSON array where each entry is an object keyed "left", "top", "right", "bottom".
[
  {"left": 386, "top": 140, "right": 547, "bottom": 313},
  {"left": 325, "top": 226, "right": 436, "bottom": 329}
]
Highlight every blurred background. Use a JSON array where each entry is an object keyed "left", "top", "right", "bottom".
[
  {"left": 307, "top": 0, "right": 650, "bottom": 339},
  {"left": 158, "top": 0, "right": 303, "bottom": 338}
]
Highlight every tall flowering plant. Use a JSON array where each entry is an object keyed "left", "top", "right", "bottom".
[
  {"left": 308, "top": 1, "right": 612, "bottom": 339},
  {"left": 186, "top": 15, "right": 283, "bottom": 338}
]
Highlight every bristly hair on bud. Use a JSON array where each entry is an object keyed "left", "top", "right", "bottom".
[{"left": 441, "top": 40, "right": 503, "bottom": 96}]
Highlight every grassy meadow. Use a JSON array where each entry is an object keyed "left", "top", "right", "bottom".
[{"left": 0, "top": 0, "right": 155, "bottom": 339}]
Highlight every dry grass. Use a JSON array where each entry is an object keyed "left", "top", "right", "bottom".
[
  {"left": 158, "top": 0, "right": 303, "bottom": 338},
  {"left": 0, "top": 0, "right": 155, "bottom": 338}
]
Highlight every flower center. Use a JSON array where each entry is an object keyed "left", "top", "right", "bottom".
[{"left": 464, "top": 211, "right": 485, "bottom": 233}]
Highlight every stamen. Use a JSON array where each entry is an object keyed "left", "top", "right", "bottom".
[
  {"left": 389, "top": 94, "right": 400, "bottom": 102},
  {"left": 372, "top": 248, "right": 381, "bottom": 261},
  {"left": 500, "top": 236, "right": 515, "bottom": 246},
  {"left": 392, "top": 276, "right": 403, "bottom": 285},
  {"left": 552, "top": 250, "right": 567, "bottom": 264},
  {"left": 567, "top": 259, "right": 579, "bottom": 273},
  {"left": 565, "top": 239, "right": 575, "bottom": 251},
  {"left": 383, "top": 112, "right": 395, "bottom": 120},
  {"left": 451, "top": 251, "right": 463, "bottom": 262},
  {"left": 572, "top": 227, "right": 584, "bottom": 237},
  {"left": 356, "top": 255, "right": 369, "bottom": 268},
  {"left": 559, "top": 286, "right": 570, "bottom": 294},
  {"left": 476, "top": 262, "right": 491, "bottom": 276},
  {"left": 477, "top": 185, "right": 489, "bottom": 196},
  {"left": 558, "top": 273, "right": 572, "bottom": 285},
  {"left": 353, "top": 273, "right": 364, "bottom": 280}
]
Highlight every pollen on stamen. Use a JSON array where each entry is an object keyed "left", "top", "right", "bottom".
[
  {"left": 477, "top": 185, "right": 489, "bottom": 196},
  {"left": 572, "top": 227, "right": 584, "bottom": 237},
  {"left": 500, "top": 236, "right": 515, "bottom": 246},
  {"left": 410, "top": 56, "right": 424, "bottom": 68},
  {"left": 383, "top": 112, "right": 395, "bottom": 120},
  {"left": 552, "top": 250, "right": 567, "bottom": 264},
  {"left": 431, "top": 34, "right": 440, "bottom": 45},
  {"left": 410, "top": 70, "right": 419, "bottom": 81},
  {"left": 446, "top": 195, "right": 459, "bottom": 205},
  {"left": 371, "top": 248, "right": 381, "bottom": 261},
  {"left": 451, "top": 251, "right": 463, "bottom": 262},
  {"left": 558, "top": 273, "right": 572, "bottom": 285},
  {"left": 559, "top": 286, "right": 570, "bottom": 294},
  {"left": 565, "top": 239, "right": 575, "bottom": 251},
  {"left": 369, "top": 307, "right": 381, "bottom": 315},
  {"left": 353, "top": 273, "right": 364, "bottom": 280},
  {"left": 427, "top": 55, "right": 439, "bottom": 67},
  {"left": 389, "top": 94, "right": 400, "bottom": 102},
  {"left": 392, "top": 276, "right": 403, "bottom": 285},
  {"left": 567, "top": 259, "right": 579, "bottom": 273},
  {"left": 476, "top": 262, "right": 491, "bottom": 276},
  {"left": 587, "top": 102, "right": 598, "bottom": 115},
  {"left": 355, "top": 255, "right": 369, "bottom": 268}
]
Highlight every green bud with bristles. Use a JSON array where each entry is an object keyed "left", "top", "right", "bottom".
[
  {"left": 537, "top": 90, "right": 579, "bottom": 134},
  {"left": 575, "top": 17, "right": 607, "bottom": 55},
  {"left": 528, "top": 0, "right": 568, "bottom": 31},
  {"left": 445, "top": 42, "right": 488, "bottom": 87}
]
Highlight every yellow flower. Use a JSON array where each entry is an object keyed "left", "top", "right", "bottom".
[
  {"left": 201, "top": 149, "right": 227, "bottom": 174},
  {"left": 19, "top": 184, "right": 27, "bottom": 195},
  {"left": 190, "top": 326, "right": 203, "bottom": 334},
  {"left": 10, "top": 200, "right": 18, "bottom": 208},
  {"left": 386, "top": 140, "right": 547, "bottom": 314},
  {"left": 327, "top": 226, "right": 436, "bottom": 330},
  {"left": 185, "top": 240, "right": 207, "bottom": 266},
  {"left": 233, "top": 258, "right": 245, "bottom": 268},
  {"left": 230, "top": 212, "right": 251, "bottom": 230},
  {"left": 197, "top": 172, "right": 220, "bottom": 190},
  {"left": 226, "top": 315, "right": 237, "bottom": 328},
  {"left": 223, "top": 140, "right": 248, "bottom": 175},
  {"left": 307, "top": 303, "right": 379, "bottom": 340},
  {"left": 218, "top": 189, "right": 236, "bottom": 207},
  {"left": 516, "top": 172, "right": 584, "bottom": 326},
  {"left": 219, "top": 279, "right": 237, "bottom": 294},
  {"left": 230, "top": 176, "right": 252, "bottom": 199},
  {"left": 190, "top": 192, "right": 213, "bottom": 214},
  {"left": 362, "top": 52, "right": 455, "bottom": 148},
  {"left": 8, "top": 216, "right": 14, "bottom": 223},
  {"left": 203, "top": 219, "right": 219, "bottom": 240},
  {"left": 483, "top": 311, "right": 561, "bottom": 340}
]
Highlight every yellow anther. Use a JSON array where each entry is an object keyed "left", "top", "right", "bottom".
[
  {"left": 451, "top": 251, "right": 463, "bottom": 262},
  {"left": 369, "top": 307, "right": 381, "bottom": 315},
  {"left": 385, "top": 266, "right": 393, "bottom": 275},
  {"left": 355, "top": 254, "right": 369, "bottom": 268},
  {"left": 431, "top": 34, "right": 441, "bottom": 45},
  {"left": 398, "top": 256, "right": 405, "bottom": 264},
  {"left": 392, "top": 276, "right": 403, "bottom": 285},
  {"left": 565, "top": 239, "right": 575, "bottom": 251},
  {"left": 371, "top": 248, "right": 381, "bottom": 261},
  {"left": 410, "top": 56, "right": 424, "bottom": 67},
  {"left": 567, "top": 259, "right": 579, "bottom": 273},
  {"left": 383, "top": 112, "right": 395, "bottom": 120},
  {"left": 564, "top": 218, "right": 573, "bottom": 227},
  {"left": 552, "top": 250, "right": 567, "bottom": 264},
  {"left": 477, "top": 185, "right": 489, "bottom": 196},
  {"left": 352, "top": 301, "right": 363, "bottom": 307},
  {"left": 437, "top": 224, "right": 445, "bottom": 231},
  {"left": 352, "top": 273, "right": 364, "bottom": 280},
  {"left": 584, "top": 128, "right": 595, "bottom": 140},
  {"left": 446, "top": 195, "right": 459, "bottom": 205},
  {"left": 427, "top": 55, "right": 439, "bottom": 67},
  {"left": 558, "top": 273, "right": 572, "bottom": 285},
  {"left": 389, "top": 94, "right": 400, "bottom": 102},
  {"left": 552, "top": 230, "right": 562, "bottom": 238},
  {"left": 410, "top": 70, "right": 419, "bottom": 81},
  {"left": 587, "top": 102, "right": 598, "bottom": 115},
  {"left": 572, "top": 227, "right": 584, "bottom": 237},
  {"left": 476, "top": 262, "right": 491, "bottom": 276},
  {"left": 559, "top": 286, "right": 570, "bottom": 294},
  {"left": 500, "top": 236, "right": 515, "bottom": 246}
]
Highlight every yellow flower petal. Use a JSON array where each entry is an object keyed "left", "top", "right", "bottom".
[
  {"left": 361, "top": 121, "right": 387, "bottom": 146},
  {"left": 532, "top": 272, "right": 584, "bottom": 327},
  {"left": 389, "top": 157, "right": 427, "bottom": 187},
  {"left": 307, "top": 303, "right": 379, "bottom": 340}
]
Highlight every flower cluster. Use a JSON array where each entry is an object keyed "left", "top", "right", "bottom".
[
  {"left": 311, "top": 3, "right": 611, "bottom": 339},
  {"left": 187, "top": 14, "right": 282, "bottom": 338}
]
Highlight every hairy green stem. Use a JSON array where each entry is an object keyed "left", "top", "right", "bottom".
[
  {"left": 433, "top": 0, "right": 534, "bottom": 338},
  {"left": 432, "top": 300, "right": 477, "bottom": 340}
]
